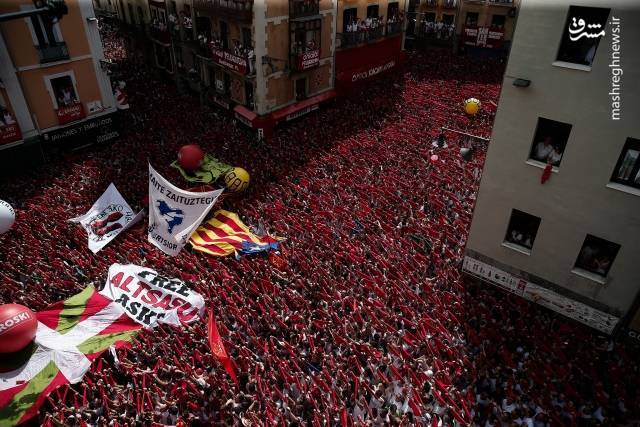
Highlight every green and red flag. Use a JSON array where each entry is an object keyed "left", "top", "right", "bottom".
[{"left": 0, "top": 285, "right": 141, "bottom": 426}]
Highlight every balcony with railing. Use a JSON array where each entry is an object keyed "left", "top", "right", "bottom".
[
  {"left": 193, "top": 0, "right": 253, "bottom": 21},
  {"left": 338, "top": 18, "right": 403, "bottom": 49},
  {"left": 289, "top": 0, "right": 319, "bottom": 19},
  {"left": 36, "top": 42, "right": 69, "bottom": 64},
  {"left": 442, "top": 0, "right": 457, "bottom": 8}
]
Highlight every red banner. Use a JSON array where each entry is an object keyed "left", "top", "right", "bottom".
[
  {"left": 463, "top": 26, "right": 504, "bottom": 48},
  {"left": 56, "top": 102, "right": 86, "bottom": 125},
  {"left": 0, "top": 123, "right": 22, "bottom": 146},
  {"left": 335, "top": 36, "right": 402, "bottom": 89},
  {"left": 297, "top": 49, "right": 320, "bottom": 71},
  {"left": 211, "top": 46, "right": 248, "bottom": 75}
]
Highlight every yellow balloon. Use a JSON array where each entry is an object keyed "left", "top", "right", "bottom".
[
  {"left": 464, "top": 98, "right": 481, "bottom": 115},
  {"left": 224, "top": 167, "right": 250, "bottom": 192}
]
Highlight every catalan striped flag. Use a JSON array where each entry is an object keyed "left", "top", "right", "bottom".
[{"left": 189, "top": 210, "right": 283, "bottom": 257}]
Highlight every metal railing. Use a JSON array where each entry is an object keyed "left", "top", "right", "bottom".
[
  {"left": 338, "top": 26, "right": 386, "bottom": 48},
  {"left": 193, "top": 0, "right": 253, "bottom": 20},
  {"left": 289, "top": 0, "right": 319, "bottom": 18},
  {"left": 36, "top": 42, "right": 69, "bottom": 63}
]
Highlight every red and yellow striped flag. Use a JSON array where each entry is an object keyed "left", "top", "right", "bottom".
[{"left": 189, "top": 210, "right": 281, "bottom": 257}]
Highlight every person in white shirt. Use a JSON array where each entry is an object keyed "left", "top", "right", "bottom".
[
  {"left": 533, "top": 136, "right": 554, "bottom": 162},
  {"left": 547, "top": 145, "right": 563, "bottom": 165}
]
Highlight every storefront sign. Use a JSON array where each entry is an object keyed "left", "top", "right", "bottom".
[
  {"left": 463, "top": 26, "right": 504, "bottom": 48},
  {"left": 56, "top": 102, "right": 86, "bottom": 125},
  {"left": 211, "top": 46, "right": 248, "bottom": 75},
  {"left": 285, "top": 103, "right": 318, "bottom": 121},
  {"left": 297, "top": 50, "right": 320, "bottom": 70},
  {"left": 43, "top": 113, "right": 120, "bottom": 147},
  {"left": 234, "top": 112, "right": 253, "bottom": 128},
  {"left": 0, "top": 123, "right": 22, "bottom": 146},
  {"left": 351, "top": 60, "right": 396, "bottom": 83},
  {"left": 462, "top": 256, "right": 620, "bottom": 334}
]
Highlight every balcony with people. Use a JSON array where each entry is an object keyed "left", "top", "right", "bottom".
[
  {"left": 338, "top": 13, "right": 404, "bottom": 49},
  {"left": 193, "top": 0, "right": 253, "bottom": 22},
  {"left": 289, "top": 19, "right": 321, "bottom": 73}
]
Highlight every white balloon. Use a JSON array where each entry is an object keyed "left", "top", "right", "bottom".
[{"left": 0, "top": 200, "right": 15, "bottom": 234}]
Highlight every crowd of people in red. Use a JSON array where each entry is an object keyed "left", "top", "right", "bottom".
[{"left": 0, "top": 20, "right": 638, "bottom": 427}]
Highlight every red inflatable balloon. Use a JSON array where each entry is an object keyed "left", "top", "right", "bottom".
[
  {"left": 0, "top": 304, "right": 37, "bottom": 353},
  {"left": 178, "top": 144, "right": 205, "bottom": 171}
]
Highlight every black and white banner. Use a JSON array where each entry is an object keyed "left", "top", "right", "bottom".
[
  {"left": 69, "top": 183, "right": 143, "bottom": 253},
  {"left": 148, "top": 164, "right": 223, "bottom": 256}
]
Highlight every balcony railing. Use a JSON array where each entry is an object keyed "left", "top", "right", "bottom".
[
  {"left": 337, "top": 19, "right": 403, "bottom": 49},
  {"left": 36, "top": 42, "right": 69, "bottom": 64},
  {"left": 193, "top": 0, "right": 253, "bottom": 21},
  {"left": 386, "top": 21, "right": 403, "bottom": 35},
  {"left": 442, "top": 0, "right": 457, "bottom": 8},
  {"left": 289, "top": 0, "right": 319, "bottom": 18}
]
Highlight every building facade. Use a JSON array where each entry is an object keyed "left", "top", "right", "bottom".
[
  {"left": 406, "top": 0, "right": 518, "bottom": 54},
  {"left": 0, "top": 0, "right": 118, "bottom": 151},
  {"left": 464, "top": 0, "right": 640, "bottom": 335},
  {"left": 334, "top": 0, "right": 407, "bottom": 90}
]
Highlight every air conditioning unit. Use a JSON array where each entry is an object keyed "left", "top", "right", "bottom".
[{"left": 87, "top": 100, "right": 103, "bottom": 114}]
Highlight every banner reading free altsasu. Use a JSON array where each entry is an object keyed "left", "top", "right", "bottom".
[{"left": 148, "top": 164, "right": 223, "bottom": 256}]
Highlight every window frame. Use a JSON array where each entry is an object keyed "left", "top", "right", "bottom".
[
  {"left": 44, "top": 71, "right": 80, "bottom": 110},
  {"left": 22, "top": 4, "right": 63, "bottom": 47},
  {"left": 573, "top": 234, "right": 620, "bottom": 280},
  {"left": 527, "top": 117, "right": 573, "bottom": 167},
  {"left": 491, "top": 14, "right": 506, "bottom": 28},
  {"left": 610, "top": 137, "right": 640, "bottom": 190},
  {"left": 503, "top": 209, "right": 542, "bottom": 253},
  {"left": 343, "top": 8, "right": 358, "bottom": 32},
  {"left": 555, "top": 5, "right": 610, "bottom": 68},
  {"left": 465, "top": 12, "right": 479, "bottom": 27}
]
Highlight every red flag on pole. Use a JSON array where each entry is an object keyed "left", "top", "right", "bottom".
[
  {"left": 541, "top": 164, "right": 552, "bottom": 184},
  {"left": 208, "top": 309, "right": 238, "bottom": 384}
]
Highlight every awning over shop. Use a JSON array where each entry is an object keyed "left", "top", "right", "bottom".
[
  {"left": 233, "top": 105, "right": 258, "bottom": 128},
  {"left": 271, "top": 90, "right": 336, "bottom": 123}
]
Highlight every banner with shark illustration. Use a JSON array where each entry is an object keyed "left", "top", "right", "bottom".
[{"left": 148, "top": 164, "right": 223, "bottom": 256}]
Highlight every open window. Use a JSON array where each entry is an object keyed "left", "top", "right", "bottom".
[
  {"left": 528, "top": 117, "right": 572, "bottom": 167},
  {"left": 343, "top": 8, "right": 357, "bottom": 32},
  {"left": 610, "top": 138, "right": 640, "bottom": 189},
  {"left": 574, "top": 234, "right": 620, "bottom": 279},
  {"left": 465, "top": 12, "right": 478, "bottom": 27},
  {"left": 48, "top": 74, "right": 79, "bottom": 108},
  {"left": 556, "top": 6, "right": 610, "bottom": 67},
  {"left": 491, "top": 14, "right": 506, "bottom": 29},
  {"left": 504, "top": 209, "right": 541, "bottom": 252}
]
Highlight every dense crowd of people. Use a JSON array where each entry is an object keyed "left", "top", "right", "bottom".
[{"left": 0, "top": 19, "right": 639, "bottom": 427}]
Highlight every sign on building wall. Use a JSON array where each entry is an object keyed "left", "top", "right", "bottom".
[
  {"left": 463, "top": 27, "right": 504, "bottom": 48},
  {"left": 462, "top": 256, "right": 620, "bottom": 334},
  {"left": 43, "top": 113, "right": 120, "bottom": 147},
  {"left": 56, "top": 102, "right": 87, "bottom": 125},
  {"left": 297, "top": 50, "right": 320, "bottom": 71},
  {"left": 211, "top": 46, "right": 248, "bottom": 75},
  {"left": 0, "top": 111, "right": 22, "bottom": 146}
]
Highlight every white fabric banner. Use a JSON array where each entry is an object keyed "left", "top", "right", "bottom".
[
  {"left": 69, "top": 183, "right": 144, "bottom": 253},
  {"left": 100, "top": 263, "right": 206, "bottom": 328},
  {"left": 148, "top": 164, "right": 223, "bottom": 256}
]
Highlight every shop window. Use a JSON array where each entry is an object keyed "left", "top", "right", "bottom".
[
  {"left": 465, "top": 12, "right": 478, "bottom": 27},
  {"left": 528, "top": 117, "right": 572, "bottom": 166},
  {"left": 343, "top": 8, "right": 357, "bottom": 32},
  {"left": 48, "top": 74, "right": 79, "bottom": 108},
  {"left": 491, "top": 14, "right": 506, "bottom": 28},
  {"left": 556, "top": 6, "right": 609, "bottom": 67},
  {"left": 610, "top": 138, "right": 640, "bottom": 189},
  {"left": 574, "top": 234, "right": 620, "bottom": 279},
  {"left": 504, "top": 209, "right": 541, "bottom": 251}
]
